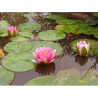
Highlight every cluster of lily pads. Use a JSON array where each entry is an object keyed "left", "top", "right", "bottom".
[{"left": 0, "top": 12, "right": 98, "bottom": 85}]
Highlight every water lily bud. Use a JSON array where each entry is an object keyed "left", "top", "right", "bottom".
[
  {"left": 32, "top": 47, "right": 56, "bottom": 64},
  {"left": 77, "top": 41, "right": 89, "bottom": 56},
  {"left": 6, "top": 26, "right": 18, "bottom": 36}
]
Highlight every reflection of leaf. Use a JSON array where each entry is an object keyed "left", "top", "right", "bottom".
[
  {"left": 38, "top": 30, "right": 66, "bottom": 41},
  {"left": 71, "top": 39, "right": 98, "bottom": 55},
  {"left": 24, "top": 75, "right": 55, "bottom": 85}
]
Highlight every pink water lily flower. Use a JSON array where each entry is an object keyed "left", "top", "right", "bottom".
[
  {"left": 77, "top": 41, "right": 89, "bottom": 56},
  {"left": 32, "top": 47, "right": 56, "bottom": 64},
  {"left": 6, "top": 26, "right": 18, "bottom": 36}
]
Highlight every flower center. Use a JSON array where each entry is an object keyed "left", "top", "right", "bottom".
[{"left": 41, "top": 52, "right": 48, "bottom": 55}]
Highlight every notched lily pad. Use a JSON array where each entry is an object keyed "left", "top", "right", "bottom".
[
  {"left": 56, "top": 19, "right": 84, "bottom": 25},
  {"left": 38, "top": 30, "right": 66, "bottom": 41},
  {"left": 4, "top": 41, "right": 32, "bottom": 53},
  {"left": 24, "top": 75, "right": 55, "bottom": 85},
  {"left": 55, "top": 25, "right": 80, "bottom": 34},
  {"left": 18, "top": 23, "right": 41, "bottom": 32},
  {"left": 71, "top": 39, "right": 98, "bottom": 55},
  {"left": 2, "top": 52, "right": 37, "bottom": 72},
  {"left": 30, "top": 41, "right": 63, "bottom": 56},
  {"left": 0, "top": 66, "right": 14, "bottom": 83}
]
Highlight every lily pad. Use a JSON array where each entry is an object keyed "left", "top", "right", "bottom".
[
  {"left": 2, "top": 52, "right": 37, "bottom": 72},
  {"left": 78, "top": 25, "right": 93, "bottom": 35},
  {"left": 24, "top": 13, "right": 38, "bottom": 17},
  {"left": 4, "top": 41, "right": 32, "bottom": 53},
  {"left": 30, "top": 41, "right": 63, "bottom": 56},
  {"left": 10, "top": 36, "right": 29, "bottom": 42},
  {"left": 48, "top": 14, "right": 67, "bottom": 20},
  {"left": 18, "top": 23, "right": 41, "bottom": 32},
  {"left": 56, "top": 19, "right": 84, "bottom": 25},
  {"left": 0, "top": 66, "right": 14, "bottom": 83},
  {"left": 38, "top": 30, "right": 66, "bottom": 41},
  {"left": 85, "top": 16, "right": 98, "bottom": 25},
  {"left": 70, "top": 39, "right": 98, "bottom": 55},
  {"left": 55, "top": 25, "right": 80, "bottom": 34},
  {"left": 55, "top": 68, "right": 81, "bottom": 85},
  {"left": 18, "top": 32, "right": 34, "bottom": 38},
  {"left": 92, "top": 27, "right": 98, "bottom": 38},
  {"left": 24, "top": 75, "right": 55, "bottom": 85},
  {"left": 0, "top": 79, "right": 9, "bottom": 85},
  {"left": 93, "top": 13, "right": 98, "bottom": 17},
  {"left": 0, "top": 20, "right": 10, "bottom": 29}
]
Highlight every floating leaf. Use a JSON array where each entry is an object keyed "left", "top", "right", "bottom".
[
  {"left": 2, "top": 52, "right": 37, "bottom": 72},
  {"left": 38, "top": 30, "right": 66, "bottom": 41},
  {"left": 0, "top": 66, "right": 14, "bottom": 83},
  {"left": 0, "top": 20, "right": 10, "bottom": 29},
  {"left": 18, "top": 32, "right": 34, "bottom": 38},
  {"left": 55, "top": 68, "right": 81, "bottom": 85},
  {"left": 92, "top": 27, "right": 98, "bottom": 38},
  {"left": 48, "top": 14, "right": 67, "bottom": 20},
  {"left": 30, "top": 41, "right": 63, "bottom": 56},
  {"left": 18, "top": 23, "right": 41, "bottom": 32},
  {"left": 71, "top": 39, "right": 98, "bottom": 55},
  {"left": 55, "top": 25, "right": 80, "bottom": 34},
  {"left": 93, "top": 13, "right": 98, "bottom": 17},
  {"left": 24, "top": 75, "right": 55, "bottom": 85},
  {"left": 10, "top": 36, "right": 29, "bottom": 42},
  {"left": 56, "top": 19, "right": 84, "bottom": 25},
  {"left": 4, "top": 41, "right": 32, "bottom": 53},
  {"left": 85, "top": 16, "right": 98, "bottom": 25},
  {"left": 24, "top": 13, "right": 38, "bottom": 17}
]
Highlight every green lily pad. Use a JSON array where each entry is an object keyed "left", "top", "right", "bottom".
[
  {"left": 0, "top": 79, "right": 9, "bottom": 85},
  {"left": 24, "top": 75, "right": 55, "bottom": 85},
  {"left": 38, "top": 30, "right": 66, "bottom": 41},
  {"left": 10, "top": 36, "right": 29, "bottom": 42},
  {"left": 70, "top": 39, "right": 98, "bottom": 55},
  {"left": 0, "top": 66, "right": 14, "bottom": 83},
  {"left": 0, "top": 32, "right": 8, "bottom": 37},
  {"left": 56, "top": 19, "right": 84, "bottom": 25},
  {"left": 4, "top": 41, "right": 32, "bottom": 53},
  {"left": 85, "top": 16, "right": 98, "bottom": 25},
  {"left": 78, "top": 25, "right": 93, "bottom": 35},
  {"left": 30, "top": 41, "right": 63, "bottom": 56},
  {"left": 92, "top": 27, "right": 98, "bottom": 38},
  {"left": 55, "top": 25, "right": 80, "bottom": 34},
  {"left": 18, "top": 23, "right": 41, "bottom": 32},
  {"left": 48, "top": 14, "right": 67, "bottom": 20},
  {"left": 93, "top": 13, "right": 98, "bottom": 17},
  {"left": 18, "top": 32, "right": 34, "bottom": 38},
  {"left": 0, "top": 20, "right": 10, "bottom": 29},
  {"left": 55, "top": 68, "right": 81, "bottom": 85},
  {"left": 2, "top": 52, "right": 37, "bottom": 72},
  {"left": 24, "top": 13, "right": 38, "bottom": 17}
]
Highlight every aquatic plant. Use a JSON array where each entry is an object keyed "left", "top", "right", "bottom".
[
  {"left": 32, "top": 47, "right": 56, "bottom": 64},
  {"left": 77, "top": 41, "right": 89, "bottom": 56},
  {"left": 6, "top": 26, "right": 18, "bottom": 36},
  {"left": 0, "top": 49, "right": 5, "bottom": 59}
]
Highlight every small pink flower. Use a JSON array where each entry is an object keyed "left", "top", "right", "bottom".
[
  {"left": 6, "top": 26, "right": 18, "bottom": 36},
  {"left": 77, "top": 41, "right": 89, "bottom": 56},
  {"left": 32, "top": 47, "right": 56, "bottom": 64}
]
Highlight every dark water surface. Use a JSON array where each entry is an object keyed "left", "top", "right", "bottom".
[{"left": 0, "top": 12, "right": 97, "bottom": 85}]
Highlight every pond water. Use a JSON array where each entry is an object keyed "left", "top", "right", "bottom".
[{"left": 0, "top": 12, "right": 98, "bottom": 85}]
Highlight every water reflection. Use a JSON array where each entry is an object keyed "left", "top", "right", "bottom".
[
  {"left": 75, "top": 55, "right": 88, "bottom": 66},
  {"left": 35, "top": 62, "right": 55, "bottom": 75}
]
